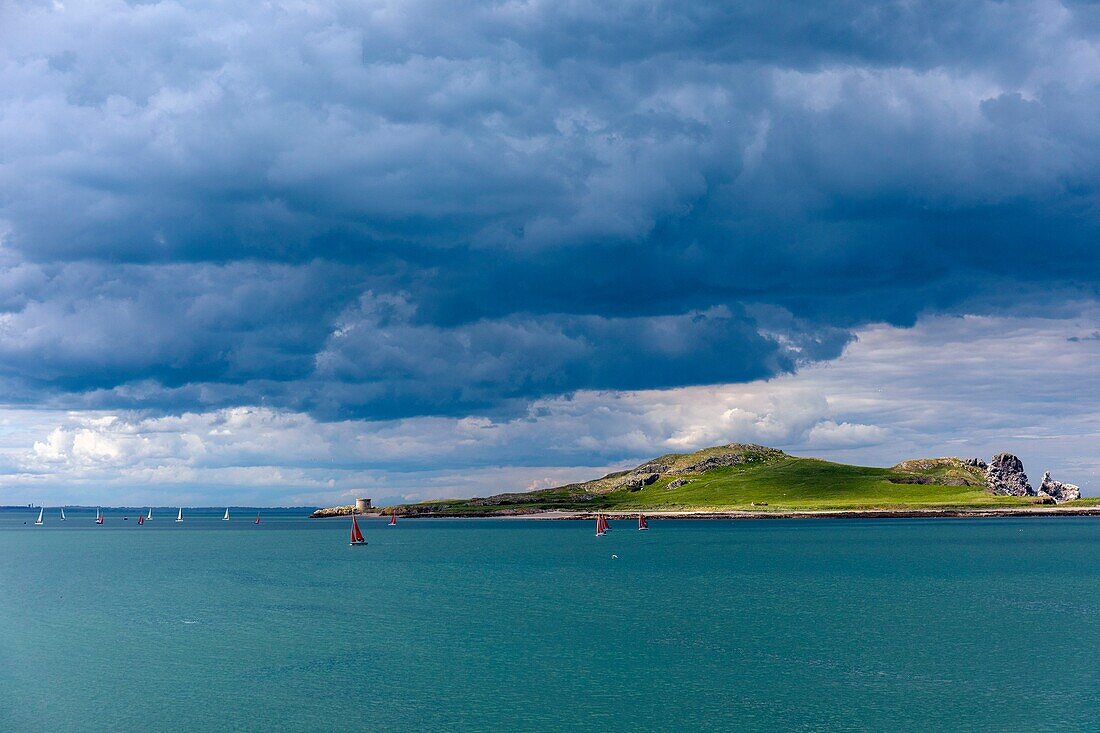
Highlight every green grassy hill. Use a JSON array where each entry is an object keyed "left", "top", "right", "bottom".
[{"left": 394, "top": 443, "right": 1056, "bottom": 516}]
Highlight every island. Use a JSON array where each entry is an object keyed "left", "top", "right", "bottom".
[{"left": 311, "top": 443, "right": 1098, "bottom": 519}]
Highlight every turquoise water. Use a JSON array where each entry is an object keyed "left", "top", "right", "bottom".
[{"left": 2, "top": 512, "right": 1099, "bottom": 731}]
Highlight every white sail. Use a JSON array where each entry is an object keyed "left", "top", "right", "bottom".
[
  {"left": 60, "top": 508, "right": 66, "bottom": 521},
  {"left": 223, "top": 507, "right": 230, "bottom": 521},
  {"left": 34, "top": 507, "right": 43, "bottom": 525},
  {"left": 176, "top": 507, "right": 183, "bottom": 522},
  {"left": 147, "top": 508, "right": 152, "bottom": 520}
]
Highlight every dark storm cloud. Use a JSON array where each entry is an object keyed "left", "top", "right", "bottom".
[{"left": 0, "top": 0, "right": 1098, "bottom": 418}]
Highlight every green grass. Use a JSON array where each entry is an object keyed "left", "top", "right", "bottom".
[{"left": 400, "top": 455, "right": 1042, "bottom": 515}]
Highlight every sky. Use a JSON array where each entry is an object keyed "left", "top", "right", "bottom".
[{"left": 0, "top": 0, "right": 1097, "bottom": 506}]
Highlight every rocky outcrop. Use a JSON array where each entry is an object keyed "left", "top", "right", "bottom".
[
  {"left": 566, "top": 443, "right": 787, "bottom": 495},
  {"left": 1038, "top": 472, "right": 1080, "bottom": 503},
  {"left": 667, "top": 478, "right": 691, "bottom": 490},
  {"left": 621, "top": 473, "right": 660, "bottom": 491},
  {"left": 671, "top": 444, "right": 785, "bottom": 474},
  {"left": 985, "top": 453, "right": 1033, "bottom": 497},
  {"left": 964, "top": 458, "right": 988, "bottom": 470},
  {"left": 310, "top": 505, "right": 376, "bottom": 518}
]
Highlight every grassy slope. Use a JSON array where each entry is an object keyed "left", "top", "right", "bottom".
[{"left": 402, "top": 455, "right": 1042, "bottom": 515}]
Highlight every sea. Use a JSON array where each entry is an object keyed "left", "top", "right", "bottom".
[{"left": 2, "top": 509, "right": 1099, "bottom": 732}]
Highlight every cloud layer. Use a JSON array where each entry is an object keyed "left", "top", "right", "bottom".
[{"left": 0, "top": 0, "right": 1099, "bottom": 420}]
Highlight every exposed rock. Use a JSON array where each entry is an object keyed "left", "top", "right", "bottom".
[
  {"left": 1039, "top": 472, "right": 1081, "bottom": 503},
  {"left": 985, "top": 453, "right": 1033, "bottom": 496},
  {"left": 672, "top": 444, "right": 785, "bottom": 474},
  {"left": 1035, "top": 493, "right": 1057, "bottom": 505},
  {"left": 964, "top": 458, "right": 988, "bottom": 470},
  {"left": 667, "top": 478, "right": 691, "bottom": 490},
  {"left": 310, "top": 505, "right": 374, "bottom": 518},
  {"left": 893, "top": 458, "right": 961, "bottom": 472},
  {"left": 622, "top": 473, "right": 660, "bottom": 492},
  {"left": 889, "top": 457, "right": 985, "bottom": 487},
  {"left": 635, "top": 463, "right": 671, "bottom": 475}
]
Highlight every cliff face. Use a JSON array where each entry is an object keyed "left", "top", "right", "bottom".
[
  {"left": 985, "top": 453, "right": 1033, "bottom": 497},
  {"left": 1039, "top": 472, "right": 1081, "bottom": 503}
]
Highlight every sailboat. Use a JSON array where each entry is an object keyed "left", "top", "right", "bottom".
[
  {"left": 349, "top": 513, "right": 367, "bottom": 546},
  {"left": 34, "top": 507, "right": 43, "bottom": 525},
  {"left": 176, "top": 508, "right": 183, "bottom": 522},
  {"left": 146, "top": 508, "right": 152, "bottom": 521},
  {"left": 389, "top": 510, "right": 397, "bottom": 527},
  {"left": 638, "top": 513, "right": 649, "bottom": 531},
  {"left": 596, "top": 513, "right": 607, "bottom": 537},
  {"left": 223, "top": 507, "right": 230, "bottom": 521},
  {"left": 95, "top": 507, "right": 104, "bottom": 525},
  {"left": 60, "top": 507, "right": 66, "bottom": 521},
  {"left": 138, "top": 513, "right": 144, "bottom": 525},
  {"left": 254, "top": 513, "right": 261, "bottom": 525}
]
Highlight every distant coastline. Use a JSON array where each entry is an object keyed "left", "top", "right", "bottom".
[
  {"left": 313, "top": 505, "right": 1100, "bottom": 520},
  {"left": 312, "top": 442, "right": 1095, "bottom": 520}
]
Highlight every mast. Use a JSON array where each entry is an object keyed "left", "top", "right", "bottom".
[
  {"left": 35, "top": 507, "right": 43, "bottom": 525},
  {"left": 223, "top": 507, "right": 230, "bottom": 521},
  {"left": 60, "top": 507, "right": 66, "bottom": 521},
  {"left": 176, "top": 507, "right": 183, "bottom": 522}
]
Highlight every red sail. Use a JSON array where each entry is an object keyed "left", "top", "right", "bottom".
[
  {"left": 138, "top": 514, "right": 144, "bottom": 525},
  {"left": 390, "top": 511, "right": 397, "bottom": 526},
  {"left": 638, "top": 514, "right": 647, "bottom": 529},
  {"left": 350, "top": 514, "right": 365, "bottom": 544},
  {"left": 255, "top": 514, "right": 261, "bottom": 524}
]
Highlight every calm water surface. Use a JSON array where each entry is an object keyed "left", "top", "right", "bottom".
[{"left": 1, "top": 511, "right": 1099, "bottom": 731}]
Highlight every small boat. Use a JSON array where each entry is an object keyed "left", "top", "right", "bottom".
[
  {"left": 638, "top": 514, "right": 649, "bottom": 531},
  {"left": 60, "top": 507, "right": 66, "bottom": 521},
  {"left": 95, "top": 507, "right": 104, "bottom": 525},
  {"left": 138, "top": 513, "right": 144, "bottom": 525},
  {"left": 34, "top": 507, "right": 43, "bottom": 526},
  {"left": 596, "top": 513, "right": 607, "bottom": 537},
  {"left": 176, "top": 508, "right": 183, "bottom": 522},
  {"left": 223, "top": 507, "right": 230, "bottom": 521},
  {"left": 146, "top": 508, "right": 152, "bottom": 521},
  {"left": 389, "top": 510, "right": 397, "bottom": 527},
  {"left": 254, "top": 513, "right": 261, "bottom": 525},
  {"left": 350, "top": 513, "right": 367, "bottom": 546}
]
